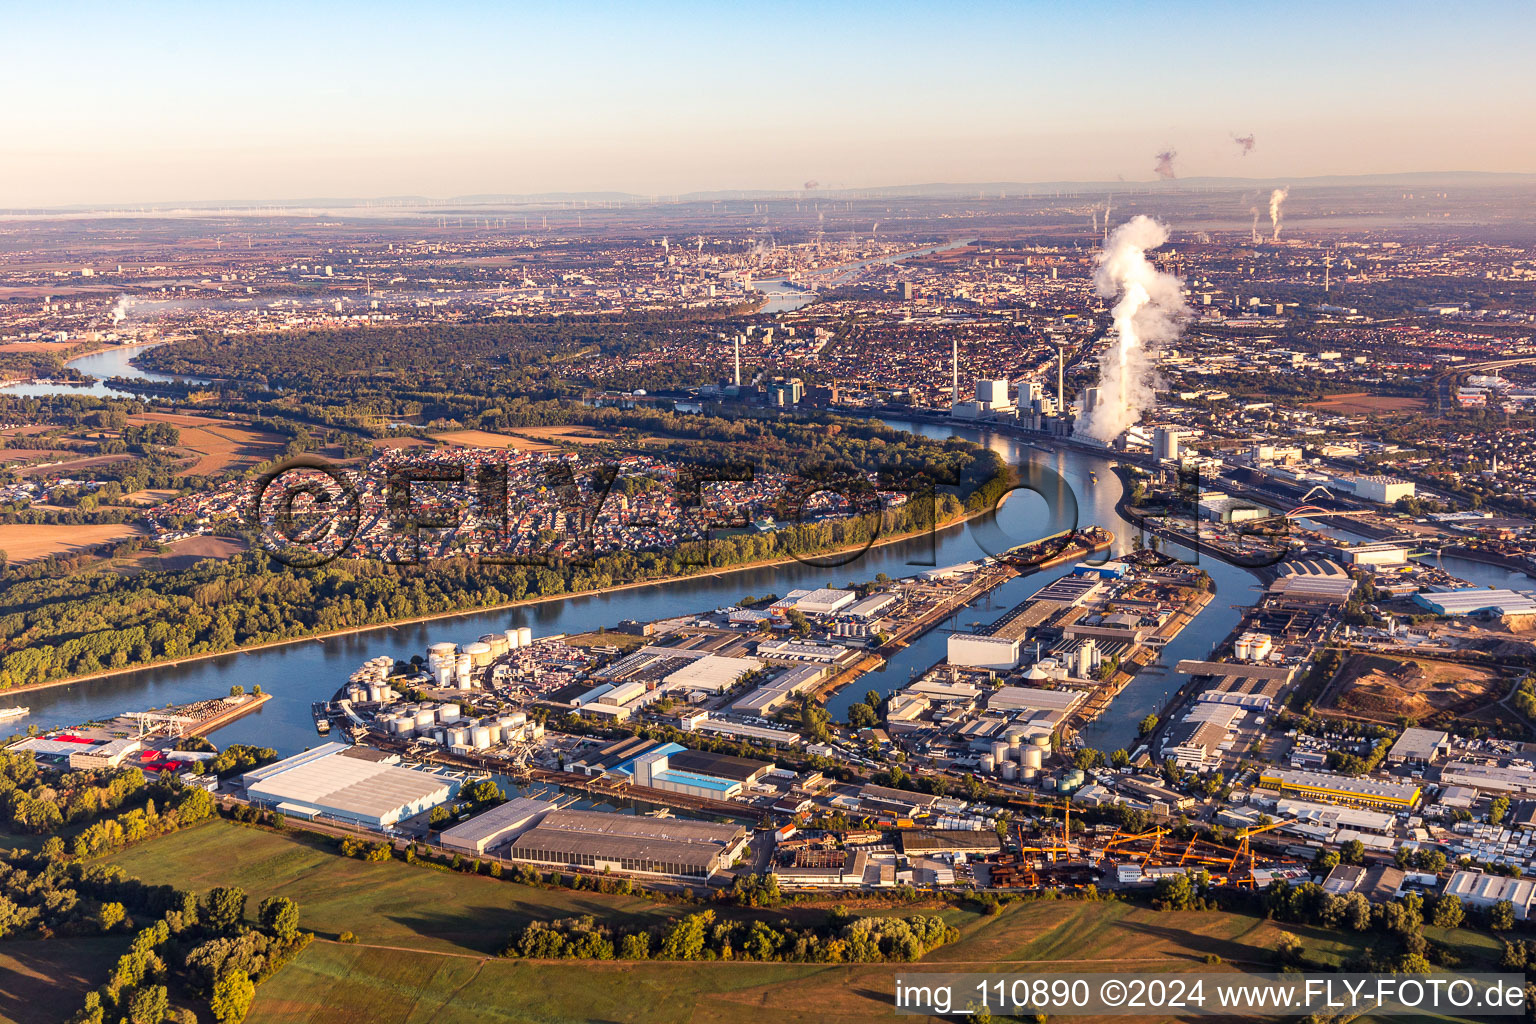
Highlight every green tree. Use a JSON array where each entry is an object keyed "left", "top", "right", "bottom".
[
  {"left": 210, "top": 969, "right": 255, "bottom": 1024},
  {"left": 259, "top": 896, "right": 300, "bottom": 941}
]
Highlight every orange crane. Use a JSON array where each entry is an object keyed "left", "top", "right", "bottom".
[{"left": 1230, "top": 818, "right": 1297, "bottom": 874}]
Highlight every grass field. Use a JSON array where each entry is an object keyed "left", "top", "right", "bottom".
[
  {"left": 103, "top": 820, "right": 1504, "bottom": 1024},
  {"left": 104, "top": 820, "right": 675, "bottom": 955},
  {"left": 0, "top": 937, "right": 129, "bottom": 1024},
  {"left": 0, "top": 522, "right": 145, "bottom": 562}
]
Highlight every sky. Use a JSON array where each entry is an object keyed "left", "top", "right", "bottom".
[{"left": 4, "top": 0, "right": 1534, "bottom": 207}]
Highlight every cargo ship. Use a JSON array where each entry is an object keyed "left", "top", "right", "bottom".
[{"left": 311, "top": 701, "right": 331, "bottom": 734}]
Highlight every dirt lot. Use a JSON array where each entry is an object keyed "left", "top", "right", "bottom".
[
  {"left": 1305, "top": 392, "right": 1426, "bottom": 415},
  {"left": 128, "top": 412, "right": 288, "bottom": 475},
  {"left": 0, "top": 523, "right": 146, "bottom": 563},
  {"left": 1321, "top": 652, "right": 1505, "bottom": 724}
]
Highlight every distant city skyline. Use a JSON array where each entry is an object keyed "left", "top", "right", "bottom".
[{"left": 5, "top": 0, "right": 1533, "bottom": 207}]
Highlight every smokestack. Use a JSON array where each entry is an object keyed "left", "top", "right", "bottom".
[
  {"left": 952, "top": 336, "right": 959, "bottom": 403},
  {"left": 734, "top": 334, "right": 741, "bottom": 387},
  {"left": 1269, "top": 187, "right": 1289, "bottom": 241},
  {"left": 1079, "top": 216, "right": 1189, "bottom": 442},
  {"left": 1056, "top": 343, "right": 1065, "bottom": 410}
]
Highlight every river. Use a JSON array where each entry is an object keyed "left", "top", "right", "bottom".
[
  {"left": 8, "top": 415, "right": 1262, "bottom": 758},
  {"left": 1, "top": 342, "right": 208, "bottom": 399}
]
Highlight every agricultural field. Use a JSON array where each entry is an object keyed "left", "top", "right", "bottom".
[
  {"left": 429, "top": 428, "right": 548, "bottom": 451},
  {"left": 1304, "top": 392, "right": 1427, "bottom": 415},
  {"left": 0, "top": 936, "right": 129, "bottom": 1024},
  {"left": 127, "top": 411, "right": 288, "bottom": 475},
  {"left": 0, "top": 522, "right": 145, "bottom": 563}
]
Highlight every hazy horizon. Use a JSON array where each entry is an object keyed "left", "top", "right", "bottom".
[{"left": 5, "top": 0, "right": 1534, "bottom": 208}]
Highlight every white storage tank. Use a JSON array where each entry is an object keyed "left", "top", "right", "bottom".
[
  {"left": 448, "top": 726, "right": 469, "bottom": 747},
  {"left": 481, "top": 633, "right": 509, "bottom": 658},
  {"left": 1020, "top": 767, "right": 1038, "bottom": 782},
  {"left": 979, "top": 753, "right": 996, "bottom": 773},
  {"left": 517, "top": 626, "right": 532, "bottom": 647},
  {"left": 415, "top": 709, "right": 437, "bottom": 731},
  {"left": 1023, "top": 747, "right": 1044, "bottom": 770},
  {"left": 1006, "top": 730, "right": 1024, "bottom": 749},
  {"left": 464, "top": 641, "right": 493, "bottom": 668},
  {"left": 1031, "top": 734, "right": 1051, "bottom": 749},
  {"left": 471, "top": 726, "right": 492, "bottom": 749},
  {"left": 1001, "top": 761, "right": 1018, "bottom": 781},
  {"left": 487, "top": 723, "right": 503, "bottom": 744},
  {"left": 991, "top": 741, "right": 1010, "bottom": 763},
  {"left": 367, "top": 684, "right": 384, "bottom": 703},
  {"left": 427, "top": 642, "right": 458, "bottom": 670},
  {"left": 505, "top": 628, "right": 520, "bottom": 650}
]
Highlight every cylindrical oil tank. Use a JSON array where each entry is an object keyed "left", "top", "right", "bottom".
[
  {"left": 415, "top": 709, "right": 437, "bottom": 731},
  {"left": 1023, "top": 747, "right": 1044, "bottom": 770},
  {"left": 517, "top": 626, "right": 532, "bottom": 647},
  {"left": 464, "top": 641, "right": 492, "bottom": 668},
  {"left": 395, "top": 722, "right": 415, "bottom": 739},
  {"left": 367, "top": 684, "right": 384, "bottom": 702},
  {"left": 427, "top": 642, "right": 457, "bottom": 670},
  {"left": 1031, "top": 733, "right": 1051, "bottom": 749},
  {"left": 471, "top": 726, "right": 492, "bottom": 749},
  {"left": 435, "top": 665, "right": 453, "bottom": 687},
  {"left": 1041, "top": 776, "right": 1057, "bottom": 791},
  {"left": 448, "top": 726, "right": 469, "bottom": 747},
  {"left": 1020, "top": 767, "right": 1038, "bottom": 782},
  {"left": 481, "top": 633, "right": 509, "bottom": 658},
  {"left": 439, "top": 703, "right": 460, "bottom": 722},
  {"left": 991, "top": 741, "right": 1009, "bottom": 762},
  {"left": 1001, "top": 761, "right": 1018, "bottom": 781},
  {"left": 1006, "top": 730, "right": 1023, "bottom": 749},
  {"left": 347, "top": 685, "right": 366, "bottom": 702},
  {"left": 979, "top": 753, "right": 996, "bottom": 773},
  {"left": 506, "top": 711, "right": 526, "bottom": 727},
  {"left": 487, "top": 723, "right": 503, "bottom": 744},
  {"left": 505, "top": 628, "right": 520, "bottom": 650}
]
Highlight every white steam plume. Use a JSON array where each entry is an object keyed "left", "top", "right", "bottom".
[
  {"left": 1080, "top": 215, "right": 1188, "bottom": 441},
  {"left": 1250, "top": 207, "right": 1260, "bottom": 244},
  {"left": 1269, "top": 187, "right": 1289, "bottom": 241}
]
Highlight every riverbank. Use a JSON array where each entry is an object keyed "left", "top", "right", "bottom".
[{"left": 1, "top": 504, "right": 996, "bottom": 699}]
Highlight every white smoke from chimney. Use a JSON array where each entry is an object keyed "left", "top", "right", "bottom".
[
  {"left": 1250, "top": 207, "right": 1260, "bottom": 244},
  {"left": 1269, "top": 187, "right": 1289, "bottom": 241},
  {"left": 1079, "top": 215, "right": 1188, "bottom": 442},
  {"left": 110, "top": 295, "right": 133, "bottom": 325}
]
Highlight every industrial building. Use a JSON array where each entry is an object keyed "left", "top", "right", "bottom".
[
  {"left": 1412, "top": 589, "right": 1536, "bottom": 617},
  {"left": 1439, "top": 760, "right": 1536, "bottom": 796},
  {"left": 1387, "top": 727, "right": 1450, "bottom": 765},
  {"left": 504, "top": 808, "right": 749, "bottom": 879},
  {"left": 632, "top": 745, "right": 773, "bottom": 800},
  {"left": 68, "top": 737, "right": 142, "bottom": 770},
  {"left": 771, "top": 588, "right": 856, "bottom": 617},
  {"left": 439, "top": 797, "right": 555, "bottom": 856},
  {"left": 243, "top": 743, "right": 458, "bottom": 828},
  {"left": 947, "top": 633, "right": 1022, "bottom": 670},
  {"left": 1443, "top": 870, "right": 1536, "bottom": 920},
  {"left": 1257, "top": 768, "right": 1420, "bottom": 810}
]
